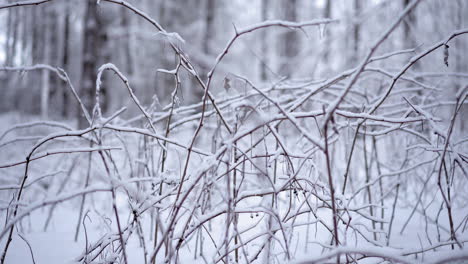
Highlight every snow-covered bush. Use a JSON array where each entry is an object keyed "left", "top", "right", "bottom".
[{"left": 0, "top": 1, "right": 467, "bottom": 263}]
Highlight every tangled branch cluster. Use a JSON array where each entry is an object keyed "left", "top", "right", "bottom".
[{"left": 0, "top": 0, "right": 467, "bottom": 263}]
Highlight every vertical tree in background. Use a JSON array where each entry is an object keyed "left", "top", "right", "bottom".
[
  {"left": 322, "top": 0, "right": 332, "bottom": 62},
  {"left": 278, "top": 0, "right": 298, "bottom": 77},
  {"left": 61, "top": 1, "right": 71, "bottom": 117},
  {"left": 453, "top": 0, "right": 467, "bottom": 132},
  {"left": 202, "top": 0, "right": 215, "bottom": 63},
  {"left": 401, "top": 0, "right": 423, "bottom": 105},
  {"left": 198, "top": 0, "right": 216, "bottom": 99},
  {"left": 28, "top": 7, "right": 44, "bottom": 113},
  {"left": 314, "top": 0, "right": 332, "bottom": 76},
  {"left": 40, "top": 9, "right": 52, "bottom": 118},
  {"left": 4, "top": 8, "right": 17, "bottom": 66},
  {"left": 119, "top": 6, "right": 134, "bottom": 76},
  {"left": 2, "top": 7, "right": 18, "bottom": 112},
  {"left": 454, "top": 0, "right": 466, "bottom": 73},
  {"left": 80, "top": 0, "right": 110, "bottom": 128},
  {"left": 260, "top": 0, "right": 269, "bottom": 81},
  {"left": 20, "top": 7, "right": 31, "bottom": 66},
  {"left": 47, "top": 4, "right": 67, "bottom": 117},
  {"left": 402, "top": 0, "right": 417, "bottom": 49},
  {"left": 351, "top": 0, "right": 361, "bottom": 65}
]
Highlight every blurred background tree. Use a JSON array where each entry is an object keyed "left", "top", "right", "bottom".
[{"left": 0, "top": 0, "right": 466, "bottom": 127}]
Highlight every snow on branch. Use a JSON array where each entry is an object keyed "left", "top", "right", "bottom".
[{"left": 1, "top": 0, "right": 467, "bottom": 263}]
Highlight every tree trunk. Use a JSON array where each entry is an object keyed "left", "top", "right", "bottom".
[
  {"left": 193, "top": 0, "right": 216, "bottom": 102},
  {"left": 402, "top": 0, "right": 416, "bottom": 49},
  {"left": 322, "top": 0, "right": 331, "bottom": 62},
  {"left": 120, "top": 6, "right": 134, "bottom": 76},
  {"left": 202, "top": 0, "right": 215, "bottom": 57},
  {"left": 79, "top": 0, "right": 109, "bottom": 128},
  {"left": 40, "top": 21, "right": 51, "bottom": 119},
  {"left": 260, "top": 0, "right": 269, "bottom": 81},
  {"left": 62, "top": 2, "right": 71, "bottom": 117},
  {"left": 351, "top": 0, "right": 361, "bottom": 65},
  {"left": 279, "top": 0, "right": 298, "bottom": 77},
  {"left": 26, "top": 7, "right": 44, "bottom": 114},
  {"left": 5, "top": 8, "right": 13, "bottom": 66}
]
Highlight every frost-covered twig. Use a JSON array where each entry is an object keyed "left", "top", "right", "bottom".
[
  {"left": 321, "top": 0, "right": 423, "bottom": 130},
  {"left": 0, "top": 146, "right": 121, "bottom": 168},
  {"left": 207, "top": 19, "right": 338, "bottom": 88}
]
